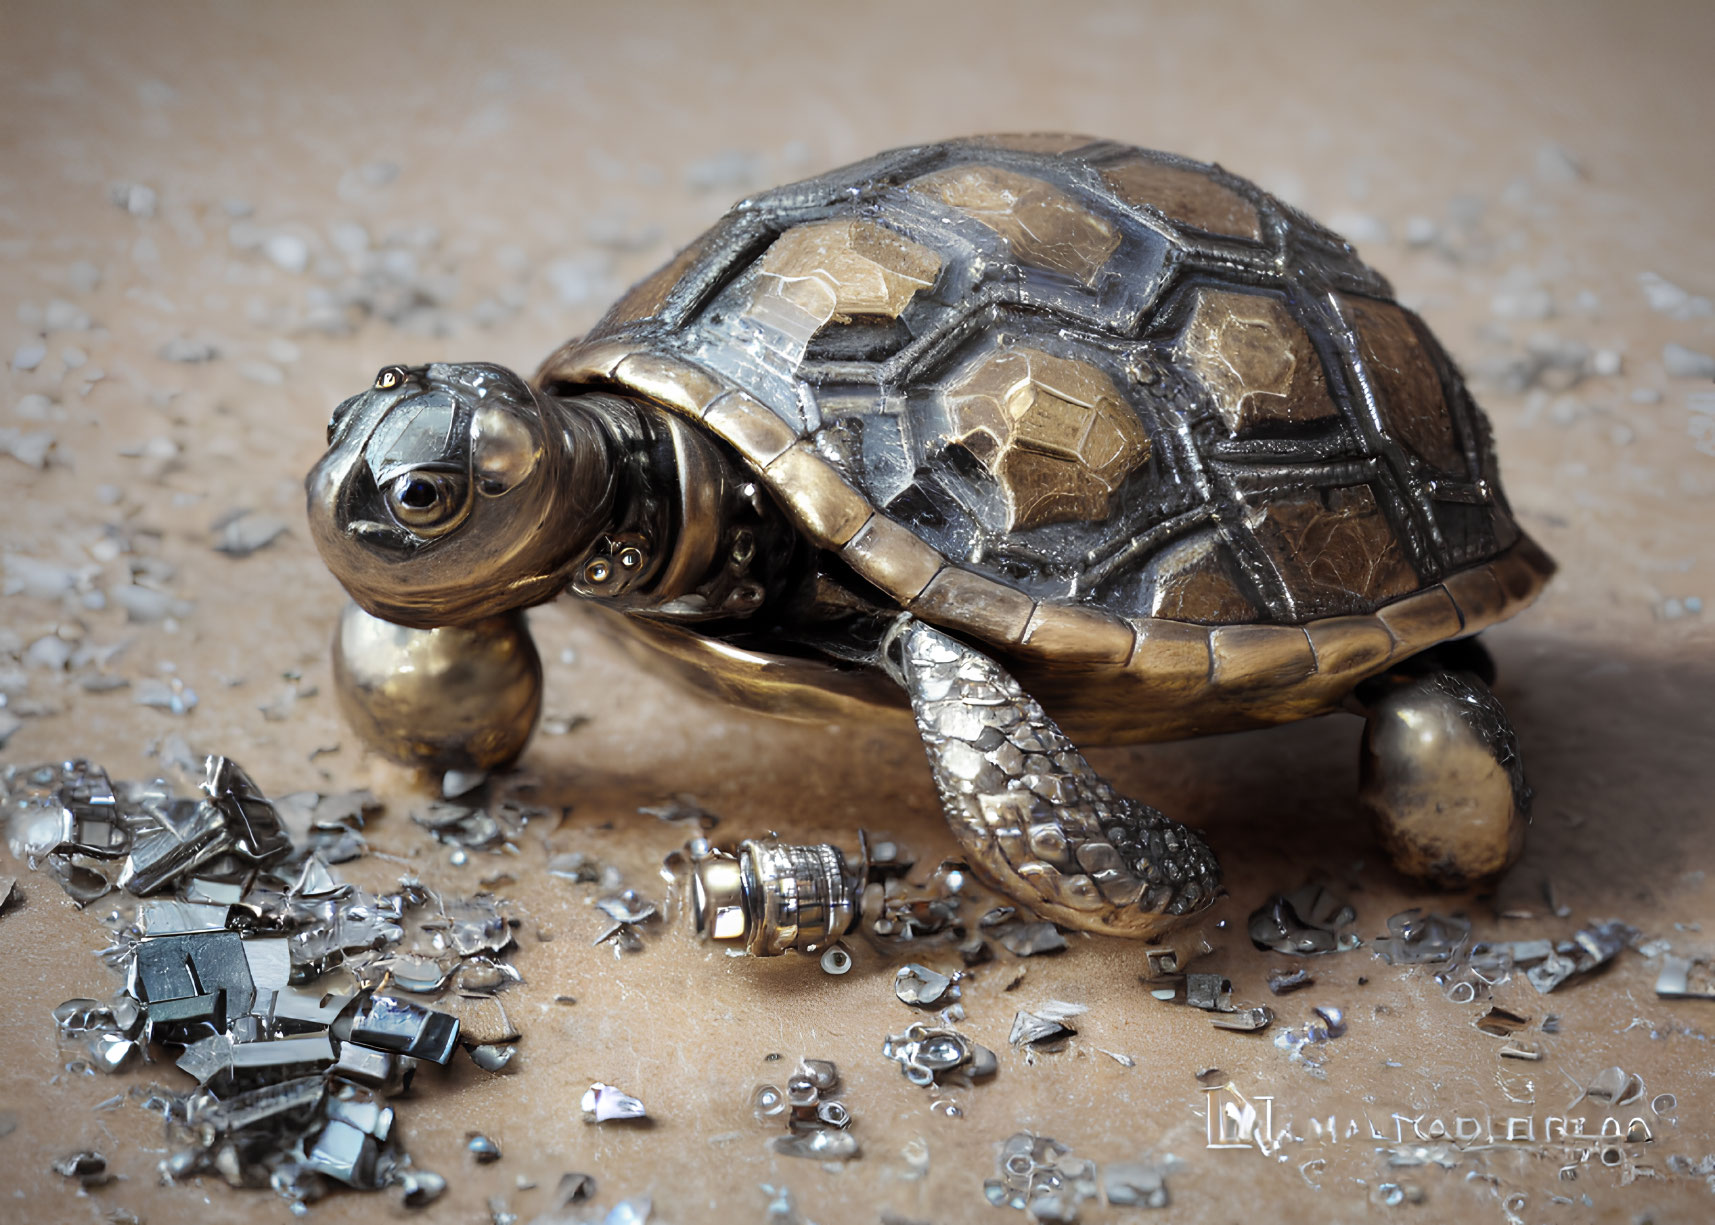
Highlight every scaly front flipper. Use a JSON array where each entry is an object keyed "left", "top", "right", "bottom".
[
  {"left": 331, "top": 602, "right": 542, "bottom": 773},
  {"left": 882, "top": 618, "right": 1220, "bottom": 938}
]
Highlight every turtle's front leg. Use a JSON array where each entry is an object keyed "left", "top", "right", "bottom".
[
  {"left": 1354, "top": 645, "right": 1530, "bottom": 888},
  {"left": 331, "top": 602, "right": 543, "bottom": 773},
  {"left": 882, "top": 618, "right": 1220, "bottom": 938}
]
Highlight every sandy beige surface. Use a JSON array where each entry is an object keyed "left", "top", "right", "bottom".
[{"left": 3, "top": 2, "right": 1714, "bottom": 1222}]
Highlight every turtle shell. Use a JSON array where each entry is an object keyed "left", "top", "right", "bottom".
[{"left": 538, "top": 135, "right": 1553, "bottom": 742}]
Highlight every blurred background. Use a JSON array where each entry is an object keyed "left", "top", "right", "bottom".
[{"left": 2, "top": 3, "right": 1713, "bottom": 1223}]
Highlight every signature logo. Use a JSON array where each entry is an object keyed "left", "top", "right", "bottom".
[{"left": 1201, "top": 1081, "right": 1660, "bottom": 1157}]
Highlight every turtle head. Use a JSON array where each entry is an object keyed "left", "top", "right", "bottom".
[{"left": 307, "top": 362, "right": 613, "bottom": 628}]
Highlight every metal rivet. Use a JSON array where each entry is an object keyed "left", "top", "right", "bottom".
[{"left": 617, "top": 547, "right": 643, "bottom": 570}]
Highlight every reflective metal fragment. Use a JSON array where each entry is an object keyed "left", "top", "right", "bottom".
[
  {"left": 1010, "top": 1009, "right": 1077, "bottom": 1048},
  {"left": 1248, "top": 885, "right": 1358, "bottom": 955},
  {"left": 469, "top": 1043, "right": 516, "bottom": 1072},
  {"left": 819, "top": 944, "right": 853, "bottom": 975},
  {"left": 772, "top": 1128, "right": 859, "bottom": 1161},
  {"left": 895, "top": 963, "right": 957, "bottom": 1008},
  {"left": 399, "top": 1169, "right": 447, "bottom": 1208},
  {"left": 1525, "top": 921, "right": 1634, "bottom": 993},
  {"left": 883, "top": 1021, "right": 998, "bottom": 1087},
  {"left": 997, "top": 921, "right": 1067, "bottom": 957},
  {"left": 552, "top": 1172, "right": 596, "bottom": 1209},
  {"left": 1267, "top": 968, "right": 1313, "bottom": 995},
  {"left": 468, "top": 1133, "right": 502, "bottom": 1162},
  {"left": 201, "top": 756, "right": 291, "bottom": 862},
  {"left": 1655, "top": 955, "right": 1715, "bottom": 999},
  {"left": 1371, "top": 910, "right": 1471, "bottom": 965},
  {"left": 345, "top": 994, "right": 460, "bottom": 1064},
  {"left": 1103, "top": 1154, "right": 1182, "bottom": 1208},
  {"left": 53, "top": 1150, "right": 109, "bottom": 1184},
  {"left": 228, "top": 1032, "right": 336, "bottom": 1072},
  {"left": 581, "top": 1082, "right": 647, "bottom": 1123},
  {"left": 198, "top": 1075, "right": 325, "bottom": 1136},
  {"left": 1211, "top": 1006, "right": 1274, "bottom": 1032},
  {"left": 1184, "top": 974, "right": 1234, "bottom": 1012},
  {"left": 1473, "top": 1006, "right": 1531, "bottom": 1037},
  {"left": 1141, "top": 947, "right": 1179, "bottom": 979},
  {"left": 306, "top": 1119, "right": 381, "bottom": 1187},
  {"left": 138, "top": 900, "right": 232, "bottom": 935}
]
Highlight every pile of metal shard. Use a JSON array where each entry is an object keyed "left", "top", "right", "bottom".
[
  {"left": 984, "top": 1132, "right": 1182, "bottom": 1222},
  {"left": 5, "top": 756, "right": 524, "bottom": 1211},
  {"left": 751, "top": 1058, "right": 858, "bottom": 1161}
]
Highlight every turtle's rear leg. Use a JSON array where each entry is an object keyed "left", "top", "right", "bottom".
[
  {"left": 1354, "top": 640, "right": 1530, "bottom": 888},
  {"left": 882, "top": 617, "right": 1220, "bottom": 939}
]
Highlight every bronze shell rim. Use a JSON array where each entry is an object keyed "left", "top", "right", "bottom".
[{"left": 536, "top": 339, "right": 1554, "bottom": 674}]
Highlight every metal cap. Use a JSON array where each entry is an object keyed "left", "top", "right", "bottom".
[{"left": 691, "top": 840, "right": 862, "bottom": 957}]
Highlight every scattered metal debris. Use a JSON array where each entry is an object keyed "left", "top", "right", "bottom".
[
  {"left": 754, "top": 1057, "right": 858, "bottom": 1161},
  {"left": 984, "top": 1133, "right": 1176, "bottom": 1220},
  {"left": 1009, "top": 1002, "right": 1082, "bottom": 1050},
  {"left": 1184, "top": 974, "right": 1234, "bottom": 1012},
  {"left": 882, "top": 1022, "right": 998, "bottom": 1088},
  {"left": 582, "top": 1082, "right": 647, "bottom": 1124},
  {"left": 1473, "top": 1006, "right": 1532, "bottom": 1037},
  {"left": 895, "top": 963, "right": 958, "bottom": 1008},
  {"left": 1371, "top": 910, "right": 1471, "bottom": 965},
  {"left": 552, "top": 1172, "right": 597, "bottom": 1209},
  {"left": 1655, "top": 955, "right": 1715, "bottom": 1000},
  {"left": 1210, "top": 1006, "right": 1274, "bottom": 1033},
  {"left": 467, "top": 1133, "right": 502, "bottom": 1163},
  {"left": 4, "top": 755, "right": 524, "bottom": 1209},
  {"left": 1249, "top": 885, "right": 1359, "bottom": 955},
  {"left": 1525, "top": 921, "right": 1635, "bottom": 993},
  {"left": 819, "top": 944, "right": 853, "bottom": 975},
  {"left": 1267, "top": 968, "right": 1314, "bottom": 995}
]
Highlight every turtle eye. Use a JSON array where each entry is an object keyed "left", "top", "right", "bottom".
[
  {"left": 375, "top": 366, "right": 407, "bottom": 391},
  {"left": 386, "top": 470, "right": 467, "bottom": 534}
]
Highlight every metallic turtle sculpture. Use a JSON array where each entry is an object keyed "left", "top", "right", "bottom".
[{"left": 307, "top": 135, "right": 1553, "bottom": 948}]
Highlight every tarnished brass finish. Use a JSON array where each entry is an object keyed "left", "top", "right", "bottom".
[
  {"left": 587, "top": 538, "right": 1548, "bottom": 749},
  {"left": 584, "top": 603, "right": 911, "bottom": 727},
  {"left": 331, "top": 602, "right": 541, "bottom": 772},
  {"left": 909, "top": 163, "right": 1121, "bottom": 286},
  {"left": 1249, "top": 485, "right": 1420, "bottom": 614},
  {"left": 967, "top": 132, "right": 1097, "bottom": 154},
  {"left": 753, "top": 219, "right": 941, "bottom": 323},
  {"left": 1360, "top": 672, "right": 1528, "bottom": 887},
  {"left": 1441, "top": 565, "right": 1508, "bottom": 628},
  {"left": 1100, "top": 153, "right": 1264, "bottom": 242},
  {"left": 840, "top": 514, "right": 944, "bottom": 602},
  {"left": 1179, "top": 288, "right": 1338, "bottom": 435},
  {"left": 701, "top": 391, "right": 800, "bottom": 465},
  {"left": 652, "top": 414, "right": 728, "bottom": 600},
  {"left": 763, "top": 444, "right": 872, "bottom": 547},
  {"left": 310, "top": 139, "right": 1560, "bottom": 933},
  {"left": 538, "top": 338, "right": 634, "bottom": 388},
  {"left": 613, "top": 351, "right": 725, "bottom": 418},
  {"left": 1341, "top": 294, "right": 1464, "bottom": 471},
  {"left": 912, "top": 567, "right": 1036, "bottom": 645},
  {"left": 1305, "top": 615, "right": 1397, "bottom": 679},
  {"left": 1018, "top": 603, "right": 1137, "bottom": 665},
  {"left": 1124, "top": 619, "right": 1216, "bottom": 701},
  {"left": 1209, "top": 624, "right": 1317, "bottom": 692},
  {"left": 1139, "top": 534, "right": 1259, "bottom": 623},
  {"left": 1377, "top": 585, "right": 1463, "bottom": 644},
  {"left": 944, "top": 345, "right": 1150, "bottom": 530}
]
